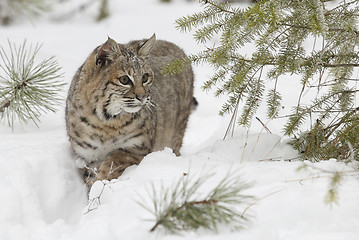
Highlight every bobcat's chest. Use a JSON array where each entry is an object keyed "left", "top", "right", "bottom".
[
  {"left": 71, "top": 110, "right": 155, "bottom": 164},
  {"left": 75, "top": 130, "right": 146, "bottom": 164}
]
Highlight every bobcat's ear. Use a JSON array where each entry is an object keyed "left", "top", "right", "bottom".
[
  {"left": 96, "top": 37, "right": 120, "bottom": 66},
  {"left": 138, "top": 34, "right": 156, "bottom": 56}
]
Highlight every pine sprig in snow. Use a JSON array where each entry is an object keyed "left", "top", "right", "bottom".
[
  {"left": 0, "top": 40, "right": 64, "bottom": 127},
  {"left": 138, "top": 171, "right": 253, "bottom": 234}
]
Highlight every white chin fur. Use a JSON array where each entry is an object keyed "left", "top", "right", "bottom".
[
  {"left": 106, "top": 103, "right": 123, "bottom": 116},
  {"left": 123, "top": 106, "right": 142, "bottom": 113},
  {"left": 107, "top": 100, "right": 143, "bottom": 116}
]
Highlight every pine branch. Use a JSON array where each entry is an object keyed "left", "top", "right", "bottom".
[
  {"left": 0, "top": 40, "right": 64, "bottom": 127},
  {"left": 324, "top": 63, "right": 359, "bottom": 67},
  {"left": 96, "top": 0, "right": 109, "bottom": 21},
  {"left": 281, "top": 23, "right": 359, "bottom": 36},
  {"left": 175, "top": 0, "right": 359, "bottom": 161},
  {"left": 0, "top": 0, "right": 50, "bottom": 25},
  {"left": 149, "top": 198, "right": 220, "bottom": 232},
  {"left": 139, "top": 171, "right": 253, "bottom": 234},
  {"left": 202, "top": 0, "right": 236, "bottom": 15},
  {"left": 294, "top": 163, "right": 359, "bottom": 206}
]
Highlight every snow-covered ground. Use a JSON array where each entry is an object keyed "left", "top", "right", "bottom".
[{"left": 1, "top": 0, "right": 359, "bottom": 239}]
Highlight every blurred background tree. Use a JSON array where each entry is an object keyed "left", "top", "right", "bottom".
[
  {"left": 0, "top": 0, "right": 49, "bottom": 25},
  {"left": 0, "top": 0, "right": 110, "bottom": 25}
]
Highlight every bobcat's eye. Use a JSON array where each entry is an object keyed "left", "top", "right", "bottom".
[
  {"left": 118, "top": 75, "right": 131, "bottom": 85},
  {"left": 142, "top": 73, "right": 150, "bottom": 84}
]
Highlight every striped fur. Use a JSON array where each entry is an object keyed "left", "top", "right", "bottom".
[{"left": 65, "top": 35, "right": 194, "bottom": 186}]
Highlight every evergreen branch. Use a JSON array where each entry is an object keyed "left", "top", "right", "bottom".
[
  {"left": 0, "top": 40, "right": 65, "bottom": 127},
  {"left": 266, "top": 89, "right": 282, "bottom": 119},
  {"left": 96, "top": 0, "right": 109, "bottom": 21},
  {"left": 285, "top": 170, "right": 358, "bottom": 183},
  {"left": 324, "top": 63, "right": 359, "bottom": 68},
  {"left": 176, "top": 0, "right": 359, "bottom": 161},
  {"left": 239, "top": 67, "right": 265, "bottom": 126},
  {"left": 149, "top": 198, "right": 220, "bottom": 232},
  {"left": 281, "top": 23, "right": 359, "bottom": 36},
  {"left": 162, "top": 57, "right": 192, "bottom": 75},
  {"left": 0, "top": 0, "right": 50, "bottom": 25},
  {"left": 140, "top": 171, "right": 253, "bottom": 234},
  {"left": 202, "top": 0, "right": 236, "bottom": 15},
  {"left": 293, "top": 163, "right": 359, "bottom": 205},
  {"left": 0, "top": 98, "right": 11, "bottom": 113},
  {"left": 324, "top": 107, "right": 359, "bottom": 138},
  {"left": 325, "top": 0, "right": 359, "bottom": 15}
]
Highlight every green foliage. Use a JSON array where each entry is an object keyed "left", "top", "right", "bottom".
[
  {"left": 96, "top": 0, "right": 109, "bottom": 21},
  {"left": 0, "top": 40, "right": 65, "bottom": 128},
  {"left": 175, "top": 0, "right": 359, "bottom": 161},
  {"left": 53, "top": 0, "right": 112, "bottom": 22},
  {"left": 296, "top": 163, "right": 359, "bottom": 206},
  {"left": 266, "top": 87, "right": 282, "bottom": 119},
  {"left": 324, "top": 171, "right": 342, "bottom": 206},
  {"left": 0, "top": 0, "right": 49, "bottom": 25},
  {"left": 138, "top": 171, "right": 253, "bottom": 233},
  {"left": 290, "top": 112, "right": 359, "bottom": 161}
]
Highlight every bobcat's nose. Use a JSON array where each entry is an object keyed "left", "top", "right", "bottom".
[{"left": 136, "top": 94, "right": 146, "bottom": 102}]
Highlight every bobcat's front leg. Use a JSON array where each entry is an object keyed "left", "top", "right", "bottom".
[{"left": 95, "top": 149, "right": 143, "bottom": 181}]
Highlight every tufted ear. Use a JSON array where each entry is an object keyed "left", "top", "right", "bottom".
[
  {"left": 138, "top": 34, "right": 156, "bottom": 56},
  {"left": 96, "top": 37, "right": 121, "bottom": 66}
]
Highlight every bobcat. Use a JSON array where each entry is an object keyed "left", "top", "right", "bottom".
[{"left": 65, "top": 35, "right": 195, "bottom": 187}]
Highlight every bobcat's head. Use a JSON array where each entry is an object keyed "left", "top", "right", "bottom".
[{"left": 89, "top": 35, "right": 156, "bottom": 120}]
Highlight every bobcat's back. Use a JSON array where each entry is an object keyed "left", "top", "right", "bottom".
[
  {"left": 65, "top": 35, "right": 194, "bottom": 184},
  {"left": 141, "top": 39, "right": 194, "bottom": 153}
]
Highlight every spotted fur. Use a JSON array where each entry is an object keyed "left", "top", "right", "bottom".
[{"left": 65, "top": 35, "right": 195, "bottom": 186}]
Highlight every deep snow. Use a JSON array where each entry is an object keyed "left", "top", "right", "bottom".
[{"left": 1, "top": 0, "right": 359, "bottom": 239}]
